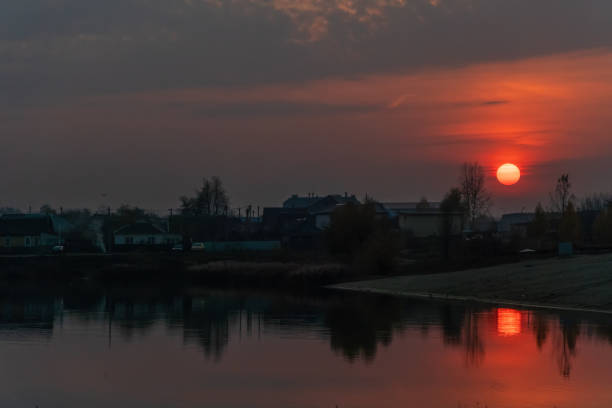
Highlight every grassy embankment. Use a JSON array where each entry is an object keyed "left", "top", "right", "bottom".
[
  {"left": 332, "top": 253, "right": 612, "bottom": 313},
  {"left": 0, "top": 251, "right": 360, "bottom": 289}
]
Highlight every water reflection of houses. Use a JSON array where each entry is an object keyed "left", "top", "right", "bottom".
[
  {"left": 0, "top": 293, "right": 59, "bottom": 339},
  {"left": 0, "top": 288, "right": 608, "bottom": 379}
]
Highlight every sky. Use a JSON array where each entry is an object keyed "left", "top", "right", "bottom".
[{"left": 2, "top": 0, "right": 612, "bottom": 215}]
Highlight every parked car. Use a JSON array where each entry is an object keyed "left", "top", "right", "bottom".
[
  {"left": 52, "top": 245, "right": 65, "bottom": 253},
  {"left": 191, "top": 242, "right": 205, "bottom": 251},
  {"left": 171, "top": 244, "right": 184, "bottom": 252}
]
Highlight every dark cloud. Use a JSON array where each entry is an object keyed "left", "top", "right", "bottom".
[
  {"left": 179, "top": 101, "right": 378, "bottom": 118},
  {"left": 2, "top": 0, "right": 612, "bottom": 106},
  {"left": 481, "top": 100, "right": 509, "bottom": 106}
]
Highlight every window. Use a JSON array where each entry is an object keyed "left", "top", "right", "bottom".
[
  {"left": 4, "top": 238, "right": 10, "bottom": 248},
  {"left": 25, "top": 236, "right": 32, "bottom": 248},
  {"left": 147, "top": 237, "right": 155, "bottom": 245},
  {"left": 126, "top": 236, "right": 134, "bottom": 245}
]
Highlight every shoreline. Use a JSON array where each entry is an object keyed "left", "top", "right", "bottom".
[
  {"left": 329, "top": 284, "right": 612, "bottom": 315},
  {"left": 330, "top": 253, "right": 612, "bottom": 316}
]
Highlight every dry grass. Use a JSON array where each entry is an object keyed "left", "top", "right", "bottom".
[{"left": 333, "top": 253, "right": 612, "bottom": 312}]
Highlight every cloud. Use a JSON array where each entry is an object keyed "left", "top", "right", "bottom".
[
  {"left": 2, "top": 0, "right": 612, "bottom": 107},
  {"left": 481, "top": 100, "right": 509, "bottom": 106},
  {"left": 181, "top": 101, "right": 378, "bottom": 117}
]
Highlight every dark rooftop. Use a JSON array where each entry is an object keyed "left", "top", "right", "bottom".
[
  {"left": 114, "top": 222, "right": 167, "bottom": 235},
  {"left": 0, "top": 214, "right": 56, "bottom": 236}
]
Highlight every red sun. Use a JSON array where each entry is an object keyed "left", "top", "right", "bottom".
[{"left": 496, "top": 163, "right": 521, "bottom": 186}]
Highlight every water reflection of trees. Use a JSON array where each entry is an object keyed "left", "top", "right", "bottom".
[
  {"left": 0, "top": 286, "right": 611, "bottom": 375},
  {"left": 530, "top": 314, "right": 550, "bottom": 350},
  {"left": 462, "top": 312, "right": 485, "bottom": 366},
  {"left": 324, "top": 295, "right": 404, "bottom": 362},
  {"left": 554, "top": 318, "right": 580, "bottom": 378}
]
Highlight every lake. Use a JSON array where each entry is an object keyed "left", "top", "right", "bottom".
[{"left": 0, "top": 285, "right": 611, "bottom": 408}]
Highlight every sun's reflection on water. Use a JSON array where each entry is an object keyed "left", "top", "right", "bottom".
[{"left": 497, "top": 308, "right": 522, "bottom": 336}]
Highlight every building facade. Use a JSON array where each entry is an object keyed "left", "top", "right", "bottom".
[
  {"left": 0, "top": 214, "right": 61, "bottom": 251},
  {"left": 114, "top": 222, "right": 182, "bottom": 248}
]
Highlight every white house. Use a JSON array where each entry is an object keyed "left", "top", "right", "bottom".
[
  {"left": 383, "top": 202, "right": 463, "bottom": 238},
  {"left": 114, "top": 222, "right": 182, "bottom": 247}
]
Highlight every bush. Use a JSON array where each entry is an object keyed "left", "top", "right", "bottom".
[{"left": 326, "top": 202, "right": 400, "bottom": 274}]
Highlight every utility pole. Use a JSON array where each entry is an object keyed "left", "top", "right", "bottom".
[{"left": 168, "top": 208, "right": 173, "bottom": 233}]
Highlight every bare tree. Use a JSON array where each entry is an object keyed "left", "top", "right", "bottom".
[
  {"left": 550, "top": 174, "right": 574, "bottom": 214},
  {"left": 180, "top": 176, "right": 229, "bottom": 216},
  {"left": 211, "top": 176, "right": 229, "bottom": 215},
  {"left": 459, "top": 162, "right": 491, "bottom": 228},
  {"left": 579, "top": 192, "right": 612, "bottom": 212},
  {"left": 416, "top": 196, "right": 430, "bottom": 210}
]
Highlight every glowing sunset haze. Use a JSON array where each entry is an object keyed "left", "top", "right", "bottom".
[{"left": 2, "top": 0, "right": 612, "bottom": 213}]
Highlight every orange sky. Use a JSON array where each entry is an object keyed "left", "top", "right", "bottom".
[
  {"left": 5, "top": 49, "right": 612, "bottom": 212},
  {"left": 2, "top": 0, "right": 612, "bottom": 211}
]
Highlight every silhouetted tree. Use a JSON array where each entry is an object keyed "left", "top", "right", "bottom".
[
  {"left": 180, "top": 176, "right": 229, "bottom": 216},
  {"left": 439, "top": 188, "right": 464, "bottom": 259},
  {"left": 528, "top": 202, "right": 548, "bottom": 238},
  {"left": 579, "top": 192, "right": 612, "bottom": 212},
  {"left": 459, "top": 162, "right": 491, "bottom": 228},
  {"left": 558, "top": 201, "right": 581, "bottom": 243},
  {"left": 550, "top": 174, "right": 574, "bottom": 214},
  {"left": 592, "top": 203, "right": 612, "bottom": 244},
  {"left": 326, "top": 202, "right": 399, "bottom": 273},
  {"left": 416, "top": 197, "right": 430, "bottom": 210}
]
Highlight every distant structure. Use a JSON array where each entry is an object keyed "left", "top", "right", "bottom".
[
  {"left": 282, "top": 194, "right": 323, "bottom": 209},
  {"left": 498, "top": 213, "right": 535, "bottom": 237},
  {"left": 381, "top": 202, "right": 462, "bottom": 238},
  {"left": 0, "top": 213, "right": 64, "bottom": 251},
  {"left": 264, "top": 193, "right": 360, "bottom": 248},
  {"left": 114, "top": 221, "right": 182, "bottom": 249}
]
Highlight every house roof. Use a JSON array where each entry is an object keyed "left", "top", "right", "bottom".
[
  {"left": 498, "top": 213, "right": 535, "bottom": 232},
  {"left": 114, "top": 222, "right": 167, "bottom": 235},
  {"left": 383, "top": 202, "right": 441, "bottom": 211},
  {"left": 282, "top": 195, "right": 322, "bottom": 209},
  {"left": 0, "top": 214, "right": 56, "bottom": 236},
  {"left": 307, "top": 195, "right": 360, "bottom": 214},
  {"left": 283, "top": 194, "right": 360, "bottom": 211}
]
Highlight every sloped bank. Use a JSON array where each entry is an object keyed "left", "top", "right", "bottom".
[{"left": 331, "top": 253, "right": 612, "bottom": 313}]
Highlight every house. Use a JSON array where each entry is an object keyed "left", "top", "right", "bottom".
[
  {"left": 113, "top": 222, "right": 182, "bottom": 249},
  {"left": 283, "top": 194, "right": 322, "bottom": 209},
  {"left": 309, "top": 195, "right": 361, "bottom": 230},
  {"left": 262, "top": 207, "right": 309, "bottom": 238},
  {"left": 498, "top": 213, "right": 535, "bottom": 238},
  {"left": 0, "top": 214, "right": 62, "bottom": 251},
  {"left": 383, "top": 202, "right": 463, "bottom": 238},
  {"left": 265, "top": 193, "right": 361, "bottom": 235}
]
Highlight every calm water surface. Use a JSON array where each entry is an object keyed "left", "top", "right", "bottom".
[{"left": 1, "top": 286, "right": 611, "bottom": 408}]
